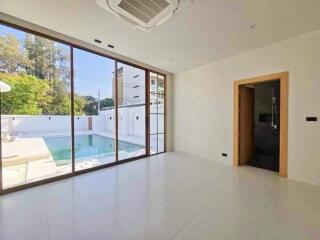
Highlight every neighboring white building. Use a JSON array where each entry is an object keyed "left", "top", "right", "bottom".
[{"left": 113, "top": 64, "right": 146, "bottom": 105}]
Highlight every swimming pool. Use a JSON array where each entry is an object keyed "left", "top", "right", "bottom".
[{"left": 44, "top": 134, "right": 144, "bottom": 165}]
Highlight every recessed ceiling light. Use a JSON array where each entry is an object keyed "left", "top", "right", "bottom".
[{"left": 94, "top": 39, "right": 102, "bottom": 43}]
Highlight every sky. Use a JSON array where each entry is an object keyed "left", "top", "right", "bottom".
[{"left": 0, "top": 24, "right": 114, "bottom": 99}]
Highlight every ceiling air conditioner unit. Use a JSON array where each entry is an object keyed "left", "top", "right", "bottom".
[{"left": 97, "top": 0, "right": 191, "bottom": 32}]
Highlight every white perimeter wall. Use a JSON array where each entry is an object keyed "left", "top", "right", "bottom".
[
  {"left": 1, "top": 115, "right": 100, "bottom": 135},
  {"left": 173, "top": 30, "right": 320, "bottom": 186},
  {"left": 1, "top": 105, "right": 162, "bottom": 138}
]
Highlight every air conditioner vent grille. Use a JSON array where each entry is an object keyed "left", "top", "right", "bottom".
[
  {"left": 118, "top": 0, "right": 170, "bottom": 23},
  {"left": 97, "top": 0, "right": 191, "bottom": 31}
]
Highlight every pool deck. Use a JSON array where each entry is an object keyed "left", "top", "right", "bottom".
[
  {"left": 2, "top": 131, "right": 148, "bottom": 189},
  {"left": 2, "top": 138, "right": 50, "bottom": 167}
]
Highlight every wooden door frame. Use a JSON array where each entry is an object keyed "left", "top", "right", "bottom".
[{"left": 233, "top": 72, "right": 289, "bottom": 177}]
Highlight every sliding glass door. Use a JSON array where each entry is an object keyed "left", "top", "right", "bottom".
[
  {"left": 0, "top": 22, "right": 165, "bottom": 193},
  {"left": 73, "top": 48, "right": 116, "bottom": 171},
  {"left": 116, "top": 63, "right": 146, "bottom": 161},
  {"left": 0, "top": 24, "right": 72, "bottom": 189}
]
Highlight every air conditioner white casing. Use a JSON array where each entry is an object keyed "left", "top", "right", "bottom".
[{"left": 97, "top": 0, "right": 192, "bottom": 31}]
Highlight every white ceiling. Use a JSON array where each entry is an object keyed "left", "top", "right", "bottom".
[{"left": 1, "top": 0, "right": 320, "bottom": 73}]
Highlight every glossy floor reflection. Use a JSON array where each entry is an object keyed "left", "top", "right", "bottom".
[{"left": 0, "top": 152, "right": 320, "bottom": 240}]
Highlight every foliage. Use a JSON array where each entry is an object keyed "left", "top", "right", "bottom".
[
  {"left": 44, "top": 78, "right": 71, "bottom": 115},
  {"left": 0, "top": 73, "right": 49, "bottom": 115},
  {"left": 0, "top": 33, "right": 113, "bottom": 116},
  {"left": 0, "top": 73, "right": 87, "bottom": 115},
  {"left": 74, "top": 95, "right": 86, "bottom": 115},
  {"left": 0, "top": 33, "right": 86, "bottom": 115},
  {"left": 83, "top": 96, "right": 98, "bottom": 115},
  {"left": 82, "top": 96, "right": 114, "bottom": 116},
  {"left": 0, "top": 34, "right": 33, "bottom": 74},
  {"left": 24, "top": 34, "right": 70, "bottom": 81},
  {"left": 100, "top": 98, "right": 114, "bottom": 109}
]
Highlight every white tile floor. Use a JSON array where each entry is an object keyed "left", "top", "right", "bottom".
[{"left": 0, "top": 152, "right": 320, "bottom": 240}]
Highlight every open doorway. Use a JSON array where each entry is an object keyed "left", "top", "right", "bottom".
[{"left": 233, "top": 72, "right": 288, "bottom": 177}]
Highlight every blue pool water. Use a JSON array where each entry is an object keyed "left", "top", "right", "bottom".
[{"left": 44, "top": 134, "right": 144, "bottom": 165}]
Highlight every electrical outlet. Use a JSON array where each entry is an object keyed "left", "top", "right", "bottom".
[{"left": 306, "top": 117, "right": 317, "bottom": 122}]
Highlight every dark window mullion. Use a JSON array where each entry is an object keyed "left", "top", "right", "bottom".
[
  {"left": 70, "top": 46, "right": 75, "bottom": 174},
  {"left": 156, "top": 74, "right": 159, "bottom": 154},
  {"left": 146, "top": 70, "right": 149, "bottom": 156},
  {"left": 115, "top": 61, "right": 119, "bottom": 162}
]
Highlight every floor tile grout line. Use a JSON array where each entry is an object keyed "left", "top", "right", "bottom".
[
  {"left": 2, "top": 153, "right": 320, "bottom": 240},
  {"left": 45, "top": 180, "right": 117, "bottom": 239},
  {"left": 168, "top": 166, "right": 239, "bottom": 240},
  {"left": 82, "top": 177, "right": 137, "bottom": 240},
  {"left": 169, "top": 190, "right": 225, "bottom": 240},
  {"left": 0, "top": 195, "right": 50, "bottom": 240},
  {"left": 117, "top": 220, "right": 136, "bottom": 240},
  {"left": 44, "top": 195, "right": 53, "bottom": 240},
  {"left": 78, "top": 158, "right": 221, "bottom": 240}
]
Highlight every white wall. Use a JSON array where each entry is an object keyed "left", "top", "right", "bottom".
[
  {"left": 101, "top": 105, "right": 163, "bottom": 137},
  {"left": 2, "top": 115, "right": 95, "bottom": 135},
  {"left": 173, "top": 30, "right": 320, "bottom": 186},
  {"left": 3, "top": 104, "right": 166, "bottom": 144}
]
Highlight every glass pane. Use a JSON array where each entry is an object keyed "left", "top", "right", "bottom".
[
  {"left": 158, "top": 134, "right": 165, "bottom": 153},
  {"left": 117, "top": 63, "right": 146, "bottom": 160},
  {"left": 158, "top": 94, "right": 165, "bottom": 114},
  {"left": 157, "top": 74, "right": 165, "bottom": 95},
  {"left": 73, "top": 48, "right": 116, "bottom": 171},
  {"left": 158, "top": 114, "right": 164, "bottom": 134},
  {"left": 150, "top": 92, "right": 157, "bottom": 113},
  {"left": 0, "top": 25, "right": 72, "bottom": 189},
  {"left": 150, "top": 114, "right": 157, "bottom": 134},
  {"left": 150, "top": 72, "right": 157, "bottom": 93},
  {"left": 150, "top": 134, "right": 158, "bottom": 155}
]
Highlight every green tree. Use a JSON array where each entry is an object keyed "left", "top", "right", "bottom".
[
  {"left": 42, "top": 78, "right": 88, "bottom": 115},
  {"left": 74, "top": 94, "right": 86, "bottom": 115},
  {"left": 0, "top": 32, "right": 88, "bottom": 115},
  {"left": 0, "top": 73, "right": 87, "bottom": 115},
  {"left": 83, "top": 96, "right": 98, "bottom": 115},
  {"left": 44, "top": 78, "right": 70, "bottom": 115},
  {"left": 0, "top": 73, "right": 50, "bottom": 115},
  {"left": 0, "top": 34, "right": 33, "bottom": 74},
  {"left": 24, "top": 34, "right": 70, "bottom": 81},
  {"left": 82, "top": 97, "right": 114, "bottom": 115},
  {"left": 100, "top": 98, "right": 114, "bottom": 109}
]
